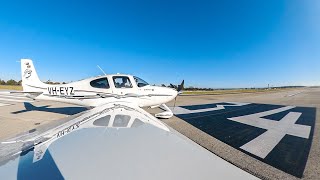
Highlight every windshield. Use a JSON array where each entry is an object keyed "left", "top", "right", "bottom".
[{"left": 134, "top": 76, "right": 149, "bottom": 87}]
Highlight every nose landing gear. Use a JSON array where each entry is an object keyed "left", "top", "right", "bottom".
[{"left": 155, "top": 104, "right": 173, "bottom": 119}]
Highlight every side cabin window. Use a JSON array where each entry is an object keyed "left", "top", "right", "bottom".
[
  {"left": 90, "top": 78, "right": 110, "bottom": 89},
  {"left": 113, "top": 76, "right": 132, "bottom": 88}
]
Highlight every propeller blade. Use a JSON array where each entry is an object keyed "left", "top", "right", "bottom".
[
  {"left": 173, "top": 96, "right": 177, "bottom": 111},
  {"left": 177, "top": 80, "right": 184, "bottom": 92}
]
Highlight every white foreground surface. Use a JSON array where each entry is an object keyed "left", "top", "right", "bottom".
[{"left": 0, "top": 102, "right": 258, "bottom": 180}]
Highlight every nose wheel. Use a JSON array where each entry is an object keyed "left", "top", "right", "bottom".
[{"left": 155, "top": 104, "right": 173, "bottom": 119}]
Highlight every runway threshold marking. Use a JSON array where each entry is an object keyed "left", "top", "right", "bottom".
[{"left": 228, "top": 106, "right": 311, "bottom": 158}]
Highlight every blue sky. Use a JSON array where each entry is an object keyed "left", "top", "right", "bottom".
[{"left": 0, "top": 0, "right": 319, "bottom": 88}]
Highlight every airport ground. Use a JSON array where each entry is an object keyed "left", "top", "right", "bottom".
[
  {"left": 0, "top": 87, "right": 319, "bottom": 179},
  {"left": 160, "top": 87, "right": 320, "bottom": 180}
]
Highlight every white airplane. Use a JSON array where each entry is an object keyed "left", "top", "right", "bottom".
[
  {"left": 17, "top": 59, "right": 184, "bottom": 118},
  {"left": 0, "top": 59, "right": 257, "bottom": 180}
]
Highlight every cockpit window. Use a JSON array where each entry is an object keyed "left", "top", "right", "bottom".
[
  {"left": 90, "top": 78, "right": 110, "bottom": 89},
  {"left": 113, "top": 76, "right": 132, "bottom": 88},
  {"left": 134, "top": 76, "right": 149, "bottom": 87}
]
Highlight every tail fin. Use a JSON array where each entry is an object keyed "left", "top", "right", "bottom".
[{"left": 21, "top": 59, "right": 46, "bottom": 92}]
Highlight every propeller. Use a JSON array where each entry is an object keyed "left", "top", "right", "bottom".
[
  {"left": 177, "top": 80, "right": 184, "bottom": 93},
  {"left": 172, "top": 80, "right": 184, "bottom": 110}
]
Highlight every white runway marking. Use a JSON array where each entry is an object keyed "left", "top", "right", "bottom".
[
  {"left": 171, "top": 102, "right": 250, "bottom": 115},
  {"left": 287, "top": 91, "right": 303, "bottom": 97},
  {"left": 0, "top": 102, "right": 10, "bottom": 107},
  {"left": 0, "top": 92, "right": 25, "bottom": 96},
  {"left": 0, "top": 94, "right": 31, "bottom": 99},
  {"left": 0, "top": 93, "right": 33, "bottom": 104},
  {"left": 228, "top": 106, "right": 311, "bottom": 158},
  {"left": 0, "top": 97, "right": 33, "bottom": 103}
]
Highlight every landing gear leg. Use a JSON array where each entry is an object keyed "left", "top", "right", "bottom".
[{"left": 155, "top": 104, "right": 173, "bottom": 119}]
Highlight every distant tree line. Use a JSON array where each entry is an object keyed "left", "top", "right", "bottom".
[{"left": 0, "top": 79, "right": 22, "bottom": 86}]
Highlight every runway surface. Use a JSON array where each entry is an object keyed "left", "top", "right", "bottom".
[
  {"left": 160, "top": 87, "right": 320, "bottom": 180},
  {"left": 0, "top": 91, "right": 257, "bottom": 180},
  {"left": 0, "top": 92, "right": 33, "bottom": 105},
  {"left": 0, "top": 88, "right": 319, "bottom": 179},
  {"left": 0, "top": 91, "right": 87, "bottom": 140},
  {"left": 174, "top": 102, "right": 315, "bottom": 178}
]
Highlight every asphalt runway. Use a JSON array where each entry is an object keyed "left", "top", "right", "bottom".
[
  {"left": 174, "top": 102, "right": 315, "bottom": 178},
  {"left": 159, "top": 88, "right": 320, "bottom": 180},
  {"left": 0, "top": 88, "right": 319, "bottom": 179}
]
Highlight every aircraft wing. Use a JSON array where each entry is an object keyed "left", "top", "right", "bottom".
[{"left": 0, "top": 101, "right": 257, "bottom": 180}]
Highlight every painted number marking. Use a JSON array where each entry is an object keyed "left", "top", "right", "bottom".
[{"left": 228, "top": 106, "right": 311, "bottom": 158}]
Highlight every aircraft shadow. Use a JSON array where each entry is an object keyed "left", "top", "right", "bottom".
[{"left": 11, "top": 102, "right": 88, "bottom": 115}]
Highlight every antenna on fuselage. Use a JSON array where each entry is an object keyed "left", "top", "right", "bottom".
[{"left": 97, "top": 65, "right": 107, "bottom": 75}]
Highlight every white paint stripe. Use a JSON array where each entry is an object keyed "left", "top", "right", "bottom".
[
  {"left": 229, "top": 107, "right": 296, "bottom": 130},
  {"left": 241, "top": 130, "right": 285, "bottom": 158},
  {"left": 0, "top": 97, "right": 33, "bottom": 103},
  {"left": 171, "top": 102, "right": 250, "bottom": 115},
  {"left": 287, "top": 91, "right": 303, "bottom": 97},
  {"left": 243, "top": 106, "right": 295, "bottom": 118},
  {"left": 0, "top": 94, "right": 29, "bottom": 99},
  {"left": 0, "top": 102, "right": 10, "bottom": 107},
  {"left": 0, "top": 91, "right": 22, "bottom": 94},
  {"left": 0, "top": 93, "right": 26, "bottom": 97},
  {"left": 228, "top": 107, "right": 311, "bottom": 159},
  {"left": 240, "top": 112, "right": 302, "bottom": 158}
]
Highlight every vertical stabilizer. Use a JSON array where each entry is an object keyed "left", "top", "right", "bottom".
[{"left": 21, "top": 59, "right": 45, "bottom": 92}]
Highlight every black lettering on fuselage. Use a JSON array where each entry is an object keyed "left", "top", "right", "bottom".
[
  {"left": 69, "top": 87, "right": 74, "bottom": 95},
  {"left": 60, "top": 87, "right": 64, "bottom": 95},
  {"left": 52, "top": 87, "right": 57, "bottom": 94},
  {"left": 64, "top": 87, "right": 69, "bottom": 95},
  {"left": 47, "top": 86, "right": 75, "bottom": 96},
  {"left": 48, "top": 87, "right": 52, "bottom": 94}
]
